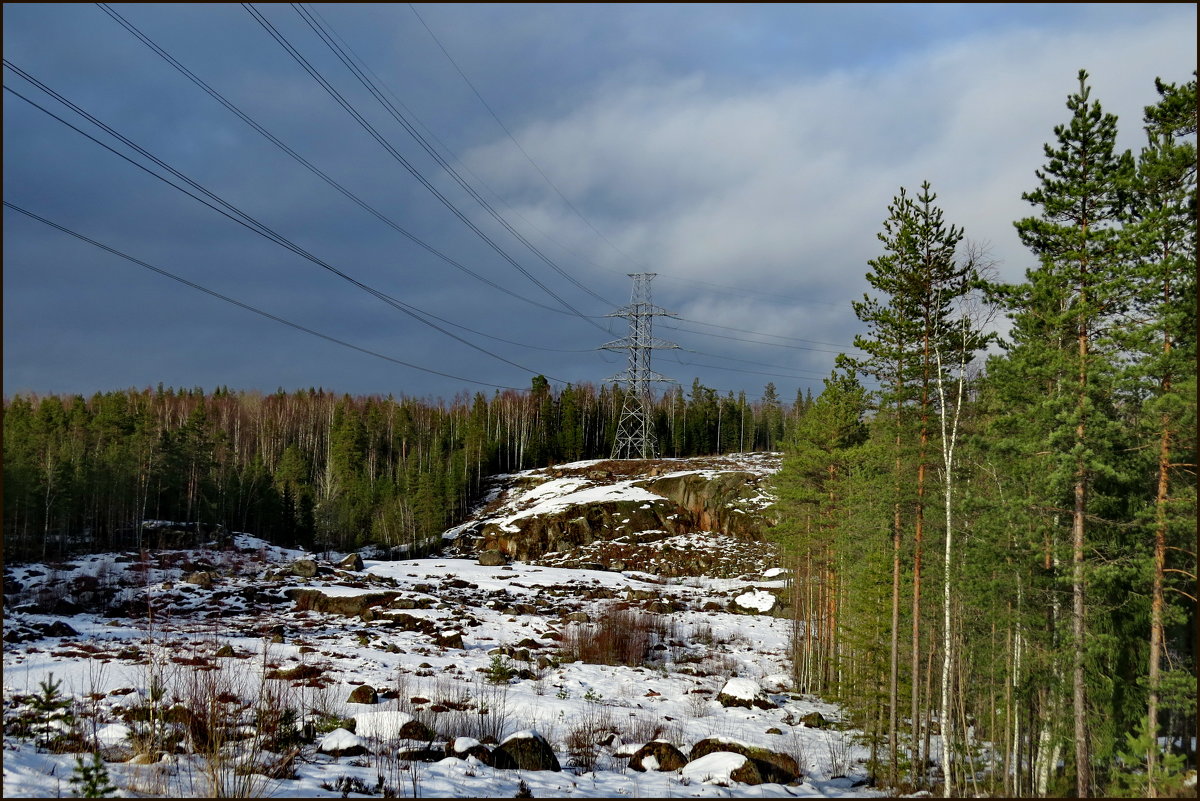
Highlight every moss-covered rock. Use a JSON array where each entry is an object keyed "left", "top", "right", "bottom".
[
  {"left": 689, "top": 737, "right": 799, "bottom": 784},
  {"left": 629, "top": 740, "right": 688, "bottom": 772},
  {"left": 491, "top": 730, "right": 560, "bottom": 771}
]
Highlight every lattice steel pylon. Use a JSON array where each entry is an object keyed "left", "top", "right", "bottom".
[{"left": 601, "top": 273, "right": 678, "bottom": 459}]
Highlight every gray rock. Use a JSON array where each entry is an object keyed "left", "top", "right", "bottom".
[
  {"left": 491, "top": 731, "right": 560, "bottom": 771},
  {"left": 337, "top": 553, "right": 364, "bottom": 571},
  {"left": 629, "top": 741, "right": 687, "bottom": 772},
  {"left": 478, "top": 549, "right": 507, "bottom": 567},
  {"left": 291, "top": 559, "right": 318, "bottom": 578}
]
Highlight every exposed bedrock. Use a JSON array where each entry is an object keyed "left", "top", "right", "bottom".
[{"left": 464, "top": 468, "right": 772, "bottom": 564}]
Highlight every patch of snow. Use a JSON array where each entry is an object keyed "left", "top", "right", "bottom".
[
  {"left": 681, "top": 751, "right": 750, "bottom": 784},
  {"left": 735, "top": 589, "right": 776, "bottom": 612},
  {"left": 353, "top": 711, "right": 414, "bottom": 740},
  {"left": 318, "top": 728, "right": 365, "bottom": 753},
  {"left": 720, "top": 677, "right": 765, "bottom": 701}
]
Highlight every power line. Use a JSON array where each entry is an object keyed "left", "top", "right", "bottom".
[
  {"left": 659, "top": 320, "right": 852, "bottom": 354},
  {"left": 94, "top": 2, "right": 603, "bottom": 324},
  {"left": 299, "top": 2, "right": 617, "bottom": 311},
  {"left": 2, "top": 63, "right": 564, "bottom": 382},
  {"left": 404, "top": 4, "right": 857, "bottom": 315},
  {"left": 242, "top": 3, "right": 612, "bottom": 334},
  {"left": 672, "top": 316, "right": 859, "bottom": 351},
  {"left": 3, "top": 201, "right": 527, "bottom": 391}
]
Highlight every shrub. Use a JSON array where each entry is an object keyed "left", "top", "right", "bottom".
[{"left": 558, "top": 607, "right": 668, "bottom": 667}]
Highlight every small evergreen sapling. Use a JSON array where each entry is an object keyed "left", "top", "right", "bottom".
[
  {"left": 28, "top": 673, "right": 76, "bottom": 752},
  {"left": 69, "top": 752, "right": 117, "bottom": 798}
]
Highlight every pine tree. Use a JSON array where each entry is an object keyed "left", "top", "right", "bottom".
[
  {"left": 1001, "top": 69, "right": 1134, "bottom": 798},
  {"left": 1125, "top": 74, "right": 1197, "bottom": 797}
]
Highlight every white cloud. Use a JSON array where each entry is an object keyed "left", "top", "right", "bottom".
[{"left": 461, "top": 12, "right": 1196, "bottom": 354}]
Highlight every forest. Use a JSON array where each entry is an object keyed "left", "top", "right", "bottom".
[
  {"left": 766, "top": 72, "right": 1196, "bottom": 796},
  {"left": 1, "top": 376, "right": 792, "bottom": 561},
  {"left": 2, "top": 70, "right": 1194, "bottom": 797}
]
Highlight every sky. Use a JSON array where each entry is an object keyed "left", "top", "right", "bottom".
[{"left": 3, "top": 3, "right": 1196, "bottom": 404}]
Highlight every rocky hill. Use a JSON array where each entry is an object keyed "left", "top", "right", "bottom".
[
  {"left": 2, "top": 452, "right": 883, "bottom": 798},
  {"left": 445, "top": 453, "right": 781, "bottom": 577}
]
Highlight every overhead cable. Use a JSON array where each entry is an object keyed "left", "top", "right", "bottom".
[{"left": 3, "top": 201, "right": 527, "bottom": 391}]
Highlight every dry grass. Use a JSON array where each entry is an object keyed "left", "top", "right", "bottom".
[{"left": 558, "top": 606, "right": 670, "bottom": 667}]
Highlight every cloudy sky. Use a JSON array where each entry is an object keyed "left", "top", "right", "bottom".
[{"left": 3, "top": 3, "right": 1195, "bottom": 403}]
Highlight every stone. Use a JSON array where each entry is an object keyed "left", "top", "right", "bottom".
[
  {"left": 318, "top": 728, "right": 369, "bottom": 758},
  {"left": 434, "top": 630, "right": 464, "bottom": 649},
  {"left": 688, "top": 737, "right": 799, "bottom": 784},
  {"left": 682, "top": 751, "right": 763, "bottom": 786},
  {"left": 290, "top": 559, "right": 318, "bottom": 578},
  {"left": 346, "top": 684, "right": 378, "bottom": 705},
  {"left": 214, "top": 644, "right": 235, "bottom": 658},
  {"left": 284, "top": 588, "right": 401, "bottom": 617},
  {"left": 800, "top": 711, "right": 831, "bottom": 729},
  {"left": 477, "top": 549, "right": 507, "bottom": 567},
  {"left": 629, "top": 741, "right": 687, "bottom": 772},
  {"left": 491, "top": 730, "right": 561, "bottom": 771},
  {"left": 716, "top": 677, "right": 775, "bottom": 710},
  {"left": 337, "top": 553, "right": 365, "bottom": 571}
]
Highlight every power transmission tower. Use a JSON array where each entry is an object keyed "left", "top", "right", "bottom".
[{"left": 601, "top": 273, "right": 678, "bottom": 459}]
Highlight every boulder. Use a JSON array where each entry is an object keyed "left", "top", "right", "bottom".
[
  {"left": 184, "top": 571, "right": 214, "bottom": 589},
  {"left": 478, "top": 549, "right": 507, "bottom": 567},
  {"left": 716, "top": 677, "right": 775, "bottom": 710},
  {"left": 688, "top": 737, "right": 799, "bottom": 784},
  {"left": 434, "top": 630, "right": 464, "bottom": 649},
  {"left": 354, "top": 710, "right": 435, "bottom": 742},
  {"left": 629, "top": 740, "right": 687, "bottom": 772},
  {"left": 284, "top": 588, "right": 401, "bottom": 617},
  {"left": 337, "top": 553, "right": 365, "bottom": 571},
  {"left": 346, "top": 684, "right": 378, "bottom": 705},
  {"left": 445, "top": 737, "right": 493, "bottom": 766},
  {"left": 318, "top": 728, "right": 369, "bottom": 757},
  {"left": 681, "top": 751, "right": 763, "bottom": 786},
  {"left": 291, "top": 559, "right": 318, "bottom": 578},
  {"left": 799, "top": 711, "right": 831, "bottom": 729},
  {"left": 491, "top": 730, "right": 561, "bottom": 771}
]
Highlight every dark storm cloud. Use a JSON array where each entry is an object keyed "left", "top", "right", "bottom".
[{"left": 3, "top": 3, "right": 1196, "bottom": 402}]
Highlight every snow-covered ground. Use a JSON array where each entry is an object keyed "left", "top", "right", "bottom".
[{"left": 3, "top": 454, "right": 883, "bottom": 798}]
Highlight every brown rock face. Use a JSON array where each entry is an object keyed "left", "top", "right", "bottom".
[
  {"left": 463, "top": 462, "right": 774, "bottom": 568},
  {"left": 639, "top": 471, "right": 767, "bottom": 538}
]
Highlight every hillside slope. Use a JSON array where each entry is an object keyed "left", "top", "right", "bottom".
[{"left": 2, "top": 453, "right": 882, "bottom": 798}]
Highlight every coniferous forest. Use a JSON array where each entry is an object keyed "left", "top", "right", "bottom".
[
  {"left": 2, "top": 70, "right": 1195, "bottom": 797},
  {"left": 767, "top": 72, "right": 1196, "bottom": 796},
  {"left": 2, "top": 377, "right": 789, "bottom": 562}
]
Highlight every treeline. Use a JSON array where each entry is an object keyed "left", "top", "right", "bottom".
[
  {"left": 769, "top": 72, "right": 1195, "bottom": 796},
  {"left": 3, "top": 376, "right": 796, "bottom": 561}
]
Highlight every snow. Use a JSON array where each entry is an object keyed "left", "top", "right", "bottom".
[
  {"left": 352, "top": 710, "right": 414, "bottom": 739},
  {"left": 3, "top": 453, "right": 891, "bottom": 799},
  {"left": 682, "top": 751, "right": 751, "bottom": 784},
  {"left": 317, "top": 728, "right": 364, "bottom": 753},
  {"left": 720, "top": 677, "right": 766, "bottom": 701},
  {"left": 735, "top": 589, "right": 776, "bottom": 612}
]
